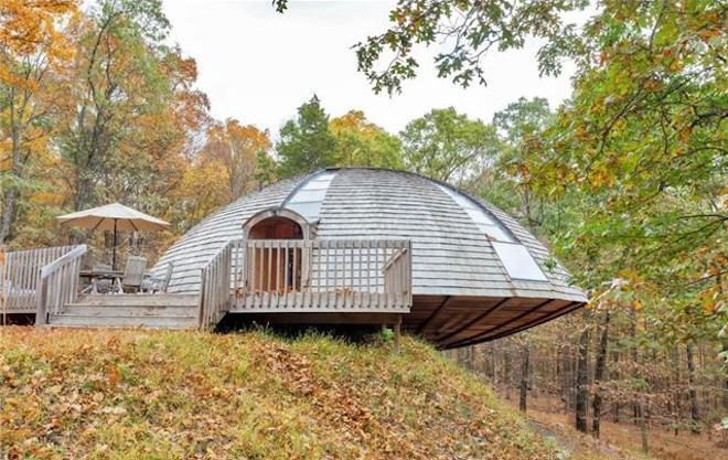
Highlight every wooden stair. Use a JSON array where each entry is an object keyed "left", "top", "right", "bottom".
[{"left": 48, "top": 294, "right": 200, "bottom": 329}]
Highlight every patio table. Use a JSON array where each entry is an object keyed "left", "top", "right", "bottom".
[{"left": 79, "top": 269, "right": 123, "bottom": 294}]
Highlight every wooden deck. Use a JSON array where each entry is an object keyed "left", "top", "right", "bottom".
[
  {"left": 199, "top": 238, "right": 413, "bottom": 327},
  {"left": 1, "top": 238, "right": 582, "bottom": 347},
  {"left": 2, "top": 239, "right": 413, "bottom": 330}
]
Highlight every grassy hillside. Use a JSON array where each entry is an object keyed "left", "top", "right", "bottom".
[{"left": 1, "top": 328, "right": 627, "bottom": 459}]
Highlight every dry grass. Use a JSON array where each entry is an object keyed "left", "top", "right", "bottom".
[{"left": 0, "top": 327, "right": 570, "bottom": 459}]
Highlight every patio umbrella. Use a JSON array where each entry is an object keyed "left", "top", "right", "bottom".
[{"left": 56, "top": 203, "right": 170, "bottom": 270}]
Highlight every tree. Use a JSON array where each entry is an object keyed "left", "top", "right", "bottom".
[
  {"left": 468, "top": 98, "right": 554, "bottom": 229},
  {"left": 0, "top": 0, "right": 78, "bottom": 243},
  {"left": 400, "top": 107, "right": 498, "bottom": 183},
  {"left": 255, "top": 148, "right": 277, "bottom": 188},
  {"left": 521, "top": 1, "right": 728, "bottom": 326},
  {"left": 329, "top": 110, "right": 402, "bottom": 169},
  {"left": 276, "top": 95, "right": 337, "bottom": 178},
  {"left": 273, "top": 0, "right": 589, "bottom": 94},
  {"left": 202, "top": 119, "right": 272, "bottom": 201},
  {"left": 493, "top": 97, "right": 553, "bottom": 146},
  {"left": 57, "top": 0, "right": 173, "bottom": 212}
]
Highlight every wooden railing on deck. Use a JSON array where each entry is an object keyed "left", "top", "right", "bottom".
[
  {"left": 0, "top": 245, "right": 76, "bottom": 313},
  {"left": 234, "top": 239, "right": 412, "bottom": 311},
  {"left": 384, "top": 244, "right": 412, "bottom": 308},
  {"left": 35, "top": 245, "right": 87, "bottom": 325},
  {"left": 197, "top": 239, "right": 413, "bottom": 323},
  {"left": 198, "top": 241, "right": 233, "bottom": 329}
]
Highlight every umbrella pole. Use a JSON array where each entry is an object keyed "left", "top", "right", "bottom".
[{"left": 112, "top": 219, "right": 118, "bottom": 271}]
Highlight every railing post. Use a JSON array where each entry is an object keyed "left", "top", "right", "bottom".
[
  {"left": 35, "top": 276, "right": 48, "bottom": 327},
  {"left": 198, "top": 267, "right": 206, "bottom": 329}
]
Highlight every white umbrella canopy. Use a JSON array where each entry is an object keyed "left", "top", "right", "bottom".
[
  {"left": 57, "top": 203, "right": 170, "bottom": 232},
  {"left": 57, "top": 203, "right": 170, "bottom": 269}
]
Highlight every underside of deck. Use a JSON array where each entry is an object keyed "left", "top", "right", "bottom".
[
  {"left": 225, "top": 294, "right": 583, "bottom": 349},
  {"left": 407, "top": 295, "right": 583, "bottom": 349}
]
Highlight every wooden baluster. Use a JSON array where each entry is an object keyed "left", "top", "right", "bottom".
[
  {"left": 321, "top": 241, "right": 332, "bottom": 308},
  {"left": 255, "top": 242, "right": 261, "bottom": 308},
  {"left": 252, "top": 242, "right": 258, "bottom": 308},
  {"left": 56, "top": 265, "right": 63, "bottom": 314},
  {"left": 301, "top": 240, "right": 309, "bottom": 309},
  {"left": 353, "top": 242, "right": 359, "bottom": 308},
  {"left": 334, "top": 241, "right": 339, "bottom": 308},
  {"left": 341, "top": 241, "right": 346, "bottom": 308},
  {"left": 384, "top": 241, "right": 390, "bottom": 308},
  {"left": 400, "top": 247, "right": 406, "bottom": 307},
  {"left": 376, "top": 241, "right": 381, "bottom": 306},
  {"left": 19, "top": 251, "right": 26, "bottom": 306},
  {"left": 313, "top": 242, "right": 320, "bottom": 309},
  {"left": 317, "top": 241, "right": 323, "bottom": 309},
  {"left": 349, "top": 241, "right": 354, "bottom": 308},
  {"left": 275, "top": 242, "right": 281, "bottom": 309},
  {"left": 283, "top": 243, "right": 289, "bottom": 307},
  {"left": 198, "top": 268, "right": 205, "bottom": 328},
  {"left": 35, "top": 276, "right": 47, "bottom": 327},
  {"left": 366, "top": 241, "right": 372, "bottom": 309},
  {"left": 292, "top": 242, "right": 298, "bottom": 306},
  {"left": 265, "top": 242, "right": 271, "bottom": 309}
]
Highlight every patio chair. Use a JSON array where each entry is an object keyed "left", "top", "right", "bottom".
[
  {"left": 115, "top": 256, "right": 147, "bottom": 293},
  {"left": 141, "top": 262, "right": 174, "bottom": 294}
]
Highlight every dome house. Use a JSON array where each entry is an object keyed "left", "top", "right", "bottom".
[{"left": 152, "top": 168, "right": 586, "bottom": 349}]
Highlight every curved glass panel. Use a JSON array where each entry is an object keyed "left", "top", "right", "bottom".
[
  {"left": 436, "top": 184, "right": 514, "bottom": 243},
  {"left": 284, "top": 170, "right": 337, "bottom": 221},
  {"left": 492, "top": 242, "right": 548, "bottom": 281},
  {"left": 437, "top": 183, "right": 548, "bottom": 281}
]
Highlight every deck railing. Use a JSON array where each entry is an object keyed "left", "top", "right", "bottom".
[
  {"left": 197, "top": 238, "right": 413, "bottom": 323},
  {"left": 384, "top": 244, "right": 412, "bottom": 308},
  {"left": 198, "top": 241, "right": 234, "bottom": 329},
  {"left": 233, "top": 239, "right": 412, "bottom": 311},
  {"left": 0, "top": 245, "right": 77, "bottom": 314},
  {"left": 35, "top": 245, "right": 87, "bottom": 325}
]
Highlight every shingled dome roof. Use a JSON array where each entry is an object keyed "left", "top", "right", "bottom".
[{"left": 154, "top": 168, "right": 586, "bottom": 347}]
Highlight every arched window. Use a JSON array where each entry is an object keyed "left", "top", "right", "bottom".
[
  {"left": 242, "top": 209, "right": 310, "bottom": 294},
  {"left": 242, "top": 208, "right": 311, "bottom": 241},
  {"left": 248, "top": 216, "right": 303, "bottom": 240}
]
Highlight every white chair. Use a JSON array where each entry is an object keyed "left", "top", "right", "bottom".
[
  {"left": 115, "top": 256, "right": 147, "bottom": 293},
  {"left": 141, "top": 262, "right": 174, "bottom": 294}
]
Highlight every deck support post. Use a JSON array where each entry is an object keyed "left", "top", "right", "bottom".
[{"left": 393, "top": 314, "right": 402, "bottom": 353}]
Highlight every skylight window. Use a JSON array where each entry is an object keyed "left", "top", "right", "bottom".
[
  {"left": 436, "top": 184, "right": 514, "bottom": 243},
  {"left": 437, "top": 183, "right": 548, "bottom": 282},
  {"left": 285, "top": 171, "right": 336, "bottom": 221},
  {"left": 492, "top": 242, "right": 548, "bottom": 281}
]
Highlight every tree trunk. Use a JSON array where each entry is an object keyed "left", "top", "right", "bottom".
[
  {"left": 1, "top": 98, "right": 24, "bottom": 244},
  {"left": 613, "top": 351, "right": 621, "bottom": 423},
  {"left": 520, "top": 343, "right": 530, "bottom": 413},
  {"left": 504, "top": 347, "right": 512, "bottom": 400},
  {"left": 575, "top": 325, "right": 590, "bottom": 433},
  {"left": 639, "top": 399, "right": 649, "bottom": 453},
  {"left": 0, "top": 187, "right": 19, "bottom": 244},
  {"left": 592, "top": 312, "right": 610, "bottom": 438},
  {"left": 75, "top": 168, "right": 97, "bottom": 212},
  {"left": 686, "top": 341, "right": 701, "bottom": 434}
]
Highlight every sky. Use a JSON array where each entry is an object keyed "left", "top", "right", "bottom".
[{"left": 162, "top": 0, "right": 579, "bottom": 135}]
